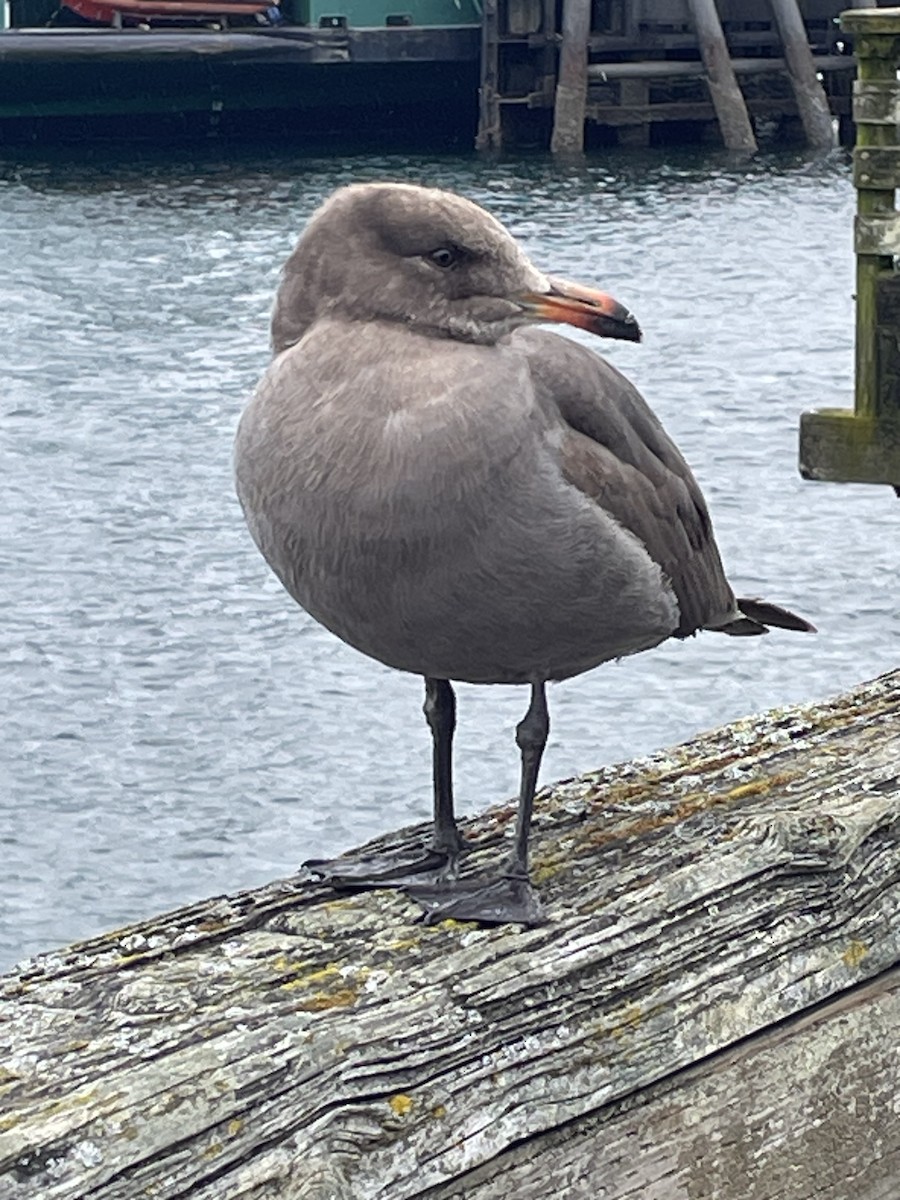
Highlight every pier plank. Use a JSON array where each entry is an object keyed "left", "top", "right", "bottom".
[
  {"left": 1, "top": 671, "right": 898, "bottom": 1199},
  {"left": 436, "top": 968, "right": 900, "bottom": 1200}
]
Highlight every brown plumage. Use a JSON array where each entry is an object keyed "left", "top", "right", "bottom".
[{"left": 235, "top": 182, "right": 814, "bottom": 925}]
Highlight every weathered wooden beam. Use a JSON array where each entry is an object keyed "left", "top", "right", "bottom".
[
  {"left": 587, "top": 95, "right": 833, "bottom": 129},
  {"left": 1, "top": 671, "right": 899, "bottom": 1199},
  {"left": 586, "top": 53, "right": 855, "bottom": 80},
  {"left": 684, "top": 0, "right": 758, "bottom": 151},
  {"left": 442, "top": 967, "right": 900, "bottom": 1199},
  {"left": 550, "top": 0, "right": 591, "bottom": 155},
  {"left": 768, "top": 0, "right": 835, "bottom": 147}
]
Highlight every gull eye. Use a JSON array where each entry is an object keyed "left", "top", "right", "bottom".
[{"left": 428, "top": 246, "right": 460, "bottom": 269}]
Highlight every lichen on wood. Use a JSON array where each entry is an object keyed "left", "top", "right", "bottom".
[{"left": 1, "top": 671, "right": 898, "bottom": 1199}]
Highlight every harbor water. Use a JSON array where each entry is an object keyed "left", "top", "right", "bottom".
[{"left": 1, "top": 144, "right": 897, "bottom": 972}]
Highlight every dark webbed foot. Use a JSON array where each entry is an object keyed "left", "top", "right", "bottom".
[
  {"left": 302, "top": 845, "right": 459, "bottom": 890},
  {"left": 303, "top": 676, "right": 465, "bottom": 892},
  {"left": 407, "top": 874, "right": 545, "bottom": 926},
  {"left": 303, "top": 677, "right": 550, "bottom": 930},
  {"left": 408, "top": 680, "right": 549, "bottom": 927}
]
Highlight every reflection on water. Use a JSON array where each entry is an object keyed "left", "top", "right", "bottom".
[{"left": 1, "top": 144, "right": 896, "bottom": 971}]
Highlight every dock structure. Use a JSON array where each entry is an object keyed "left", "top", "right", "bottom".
[
  {"left": 549, "top": 0, "right": 593, "bottom": 155},
  {"left": 800, "top": 5, "right": 900, "bottom": 490},
  {"left": 1, "top": 670, "right": 899, "bottom": 1199},
  {"left": 0, "top": 1, "right": 867, "bottom": 146},
  {"left": 684, "top": 0, "right": 758, "bottom": 152},
  {"left": 477, "top": 0, "right": 856, "bottom": 153}
]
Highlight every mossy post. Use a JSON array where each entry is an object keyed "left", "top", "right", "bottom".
[{"left": 799, "top": 6, "right": 900, "bottom": 488}]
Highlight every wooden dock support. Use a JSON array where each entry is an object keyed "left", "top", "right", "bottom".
[
  {"left": 617, "top": 78, "right": 651, "bottom": 147},
  {"left": 685, "top": 0, "right": 758, "bottom": 152},
  {"left": 550, "top": 0, "right": 591, "bottom": 155},
  {"left": 769, "top": 0, "right": 835, "bottom": 148},
  {"left": 476, "top": 0, "right": 501, "bottom": 151},
  {"left": 799, "top": 6, "right": 900, "bottom": 488},
  {"left": 1, "top": 671, "right": 899, "bottom": 1199}
]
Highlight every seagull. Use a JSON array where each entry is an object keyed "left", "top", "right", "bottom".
[{"left": 234, "top": 182, "right": 814, "bottom": 925}]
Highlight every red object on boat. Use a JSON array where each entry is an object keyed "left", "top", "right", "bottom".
[{"left": 63, "top": 0, "right": 271, "bottom": 22}]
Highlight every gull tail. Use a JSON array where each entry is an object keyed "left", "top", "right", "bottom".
[{"left": 718, "top": 597, "right": 817, "bottom": 637}]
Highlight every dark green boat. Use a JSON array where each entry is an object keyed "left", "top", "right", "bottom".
[{"left": 0, "top": 0, "right": 483, "bottom": 143}]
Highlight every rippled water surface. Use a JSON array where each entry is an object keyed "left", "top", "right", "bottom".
[{"left": 1, "top": 143, "right": 896, "bottom": 971}]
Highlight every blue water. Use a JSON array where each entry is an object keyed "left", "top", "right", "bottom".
[{"left": 1, "top": 144, "right": 896, "bottom": 972}]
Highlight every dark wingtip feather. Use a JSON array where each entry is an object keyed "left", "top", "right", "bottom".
[
  {"left": 737, "top": 598, "right": 817, "bottom": 634},
  {"left": 721, "top": 616, "right": 769, "bottom": 637}
]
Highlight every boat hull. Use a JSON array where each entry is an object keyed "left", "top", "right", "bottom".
[{"left": 0, "top": 26, "right": 480, "bottom": 145}]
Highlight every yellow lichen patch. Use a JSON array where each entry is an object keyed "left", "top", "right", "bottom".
[
  {"left": 277, "top": 961, "right": 340, "bottom": 987},
  {"left": 842, "top": 940, "right": 868, "bottom": 969},
  {"left": 725, "top": 779, "right": 772, "bottom": 800},
  {"left": 298, "top": 987, "right": 359, "bottom": 1011},
  {"left": 723, "top": 772, "right": 796, "bottom": 802},
  {"left": 610, "top": 1003, "right": 643, "bottom": 1039},
  {"left": 531, "top": 850, "right": 566, "bottom": 884},
  {"left": 274, "top": 958, "right": 375, "bottom": 1013},
  {"left": 387, "top": 937, "right": 420, "bottom": 952},
  {"left": 202, "top": 1140, "right": 224, "bottom": 1160},
  {"left": 227, "top": 1118, "right": 243, "bottom": 1138},
  {"left": 431, "top": 1104, "right": 447, "bottom": 1119},
  {"left": 304, "top": 963, "right": 342, "bottom": 985},
  {"left": 587, "top": 768, "right": 800, "bottom": 849},
  {"left": 272, "top": 954, "right": 309, "bottom": 975},
  {"left": 36, "top": 1089, "right": 98, "bottom": 1119},
  {"left": 0, "top": 1115, "right": 19, "bottom": 1132},
  {"left": 388, "top": 1094, "right": 413, "bottom": 1117}
]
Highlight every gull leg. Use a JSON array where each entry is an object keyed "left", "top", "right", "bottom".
[
  {"left": 424, "top": 676, "right": 465, "bottom": 860},
  {"left": 302, "top": 676, "right": 463, "bottom": 888},
  {"left": 505, "top": 677, "right": 548, "bottom": 882},
  {"left": 408, "top": 680, "right": 547, "bottom": 926}
]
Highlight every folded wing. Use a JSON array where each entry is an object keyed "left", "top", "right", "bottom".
[{"left": 516, "top": 328, "right": 814, "bottom": 638}]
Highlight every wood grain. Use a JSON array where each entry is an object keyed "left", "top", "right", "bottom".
[{"left": 1, "top": 670, "right": 898, "bottom": 1199}]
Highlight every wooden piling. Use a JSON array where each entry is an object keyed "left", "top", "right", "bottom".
[
  {"left": 799, "top": 6, "right": 900, "bottom": 488},
  {"left": 550, "top": 0, "right": 591, "bottom": 155},
  {"left": 768, "top": 0, "right": 835, "bottom": 148},
  {"left": 1, "top": 671, "right": 899, "bottom": 1199},
  {"left": 685, "top": 0, "right": 758, "bottom": 152},
  {"left": 540, "top": 0, "right": 558, "bottom": 109},
  {"left": 476, "top": 0, "right": 501, "bottom": 151},
  {"left": 617, "top": 78, "right": 651, "bottom": 147}
]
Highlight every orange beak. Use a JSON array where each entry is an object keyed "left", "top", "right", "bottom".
[{"left": 518, "top": 276, "right": 642, "bottom": 343}]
